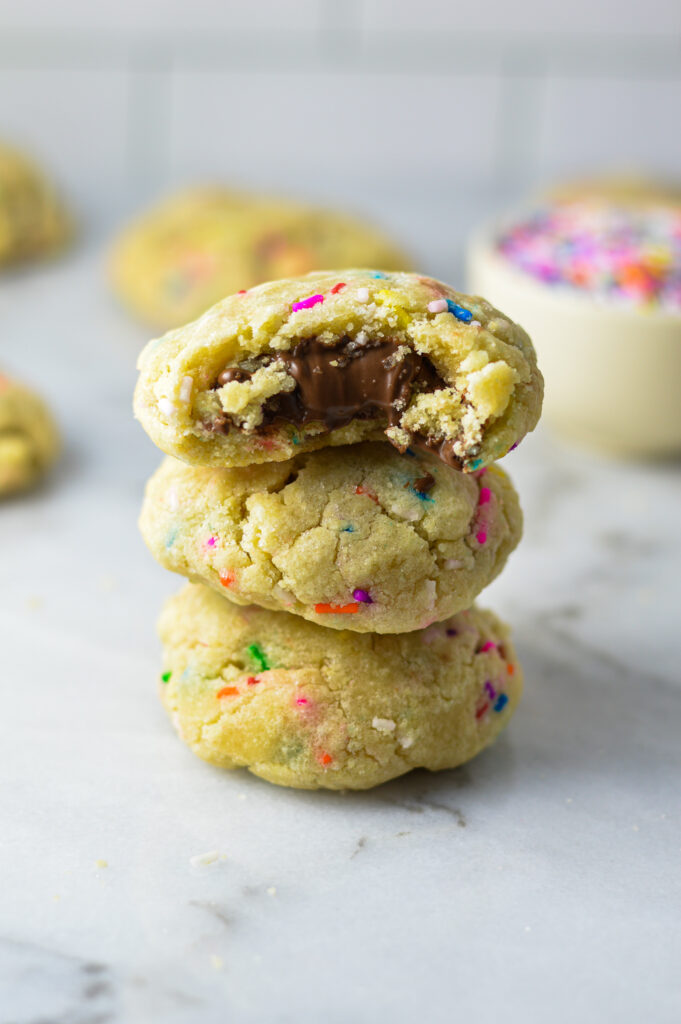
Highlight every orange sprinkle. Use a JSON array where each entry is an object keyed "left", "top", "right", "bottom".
[
  {"left": 507, "top": 663, "right": 515, "bottom": 675},
  {"left": 320, "top": 752, "right": 333, "bottom": 766},
  {"left": 218, "top": 570, "right": 236, "bottom": 588},
  {"left": 314, "top": 603, "right": 359, "bottom": 614},
  {"left": 217, "top": 686, "right": 239, "bottom": 698},
  {"left": 330, "top": 282, "right": 346, "bottom": 294},
  {"left": 354, "top": 484, "right": 379, "bottom": 504}
]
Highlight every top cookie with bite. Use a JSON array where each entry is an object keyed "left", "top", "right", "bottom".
[{"left": 134, "top": 269, "right": 543, "bottom": 473}]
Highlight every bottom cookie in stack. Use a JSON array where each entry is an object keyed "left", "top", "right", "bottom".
[{"left": 158, "top": 583, "right": 522, "bottom": 790}]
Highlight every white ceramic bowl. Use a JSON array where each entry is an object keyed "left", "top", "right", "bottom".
[{"left": 468, "top": 219, "right": 681, "bottom": 457}]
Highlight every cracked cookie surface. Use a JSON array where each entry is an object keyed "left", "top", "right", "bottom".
[
  {"left": 158, "top": 583, "right": 523, "bottom": 790},
  {"left": 0, "top": 143, "right": 71, "bottom": 266},
  {"left": 135, "top": 269, "right": 543, "bottom": 474},
  {"left": 140, "top": 442, "right": 522, "bottom": 633},
  {"left": 0, "top": 374, "right": 60, "bottom": 495},
  {"left": 111, "top": 188, "right": 410, "bottom": 329}
]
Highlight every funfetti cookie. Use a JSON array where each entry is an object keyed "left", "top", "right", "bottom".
[
  {"left": 134, "top": 270, "right": 543, "bottom": 474},
  {"left": 0, "top": 374, "right": 60, "bottom": 495},
  {"left": 158, "top": 583, "right": 523, "bottom": 790},
  {"left": 0, "top": 143, "right": 71, "bottom": 266},
  {"left": 110, "top": 188, "right": 411, "bottom": 329},
  {"left": 140, "top": 443, "right": 521, "bottom": 634}
]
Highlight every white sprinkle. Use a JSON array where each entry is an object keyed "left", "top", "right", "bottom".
[
  {"left": 158, "top": 397, "right": 176, "bottom": 417},
  {"left": 179, "top": 375, "right": 194, "bottom": 403},
  {"left": 190, "top": 850, "right": 220, "bottom": 867},
  {"left": 372, "top": 717, "right": 396, "bottom": 733},
  {"left": 428, "top": 298, "right": 448, "bottom": 314},
  {"left": 424, "top": 580, "right": 437, "bottom": 608},
  {"left": 356, "top": 287, "right": 370, "bottom": 303},
  {"left": 267, "top": 886, "right": 277, "bottom": 896},
  {"left": 470, "top": 319, "right": 482, "bottom": 328},
  {"left": 167, "top": 486, "right": 179, "bottom": 512},
  {"left": 399, "top": 735, "right": 414, "bottom": 749},
  {"left": 444, "top": 558, "right": 464, "bottom": 570}
]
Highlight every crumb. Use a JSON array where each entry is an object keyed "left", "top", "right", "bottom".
[
  {"left": 27, "top": 596, "right": 43, "bottom": 610},
  {"left": 210, "top": 955, "right": 224, "bottom": 970},
  {"left": 190, "top": 850, "right": 221, "bottom": 867},
  {"left": 95, "top": 859, "right": 108, "bottom": 869},
  {"left": 266, "top": 886, "right": 277, "bottom": 896}
]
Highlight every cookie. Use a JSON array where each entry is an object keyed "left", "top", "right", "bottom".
[
  {"left": 140, "top": 443, "right": 521, "bottom": 634},
  {"left": 110, "top": 188, "right": 411, "bottom": 329},
  {"left": 0, "top": 374, "right": 60, "bottom": 495},
  {"left": 135, "top": 270, "right": 543, "bottom": 474},
  {"left": 0, "top": 143, "right": 71, "bottom": 266},
  {"left": 158, "top": 583, "right": 523, "bottom": 790}
]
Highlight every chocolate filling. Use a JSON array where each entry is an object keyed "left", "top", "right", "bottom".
[{"left": 213, "top": 336, "right": 468, "bottom": 467}]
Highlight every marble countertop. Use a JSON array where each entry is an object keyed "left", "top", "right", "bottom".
[{"left": 2, "top": 226, "right": 680, "bottom": 1024}]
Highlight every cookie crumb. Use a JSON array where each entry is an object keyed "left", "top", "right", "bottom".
[
  {"left": 210, "top": 955, "right": 224, "bottom": 970},
  {"left": 266, "top": 886, "right": 277, "bottom": 896},
  {"left": 190, "top": 850, "right": 220, "bottom": 867},
  {"left": 95, "top": 859, "right": 108, "bottom": 869},
  {"left": 372, "top": 717, "right": 396, "bottom": 733}
]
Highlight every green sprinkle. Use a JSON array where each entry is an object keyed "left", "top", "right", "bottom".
[
  {"left": 248, "top": 643, "right": 269, "bottom": 672},
  {"left": 161, "top": 671, "right": 172, "bottom": 683}
]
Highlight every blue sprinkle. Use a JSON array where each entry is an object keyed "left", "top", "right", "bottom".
[
  {"left": 371, "top": 271, "right": 388, "bottom": 279},
  {"left": 470, "top": 458, "right": 483, "bottom": 471},
  {"left": 494, "top": 693, "right": 509, "bottom": 713},
  {"left": 408, "top": 484, "right": 434, "bottom": 503},
  {"left": 405, "top": 448, "right": 417, "bottom": 457},
  {"left": 181, "top": 667, "right": 192, "bottom": 680},
  {"left": 446, "top": 299, "right": 473, "bottom": 323},
  {"left": 165, "top": 526, "right": 179, "bottom": 549},
  {"left": 340, "top": 525, "right": 355, "bottom": 533}
]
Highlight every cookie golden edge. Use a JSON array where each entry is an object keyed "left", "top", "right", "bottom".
[
  {"left": 134, "top": 269, "right": 543, "bottom": 474},
  {"left": 157, "top": 583, "right": 523, "bottom": 791}
]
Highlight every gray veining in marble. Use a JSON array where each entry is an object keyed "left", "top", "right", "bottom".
[{"left": 1, "top": 210, "right": 680, "bottom": 1024}]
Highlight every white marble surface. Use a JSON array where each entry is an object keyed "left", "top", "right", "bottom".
[{"left": 2, "top": 222, "right": 681, "bottom": 1024}]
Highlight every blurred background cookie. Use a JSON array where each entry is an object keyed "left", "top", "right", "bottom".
[
  {"left": 0, "top": 143, "right": 71, "bottom": 267},
  {"left": 109, "top": 187, "right": 411, "bottom": 329},
  {"left": 0, "top": 373, "right": 60, "bottom": 495}
]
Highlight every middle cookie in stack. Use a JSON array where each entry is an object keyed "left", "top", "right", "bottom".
[{"left": 136, "top": 269, "right": 543, "bottom": 789}]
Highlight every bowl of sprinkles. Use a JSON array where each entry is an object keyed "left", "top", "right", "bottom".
[{"left": 468, "top": 182, "right": 681, "bottom": 456}]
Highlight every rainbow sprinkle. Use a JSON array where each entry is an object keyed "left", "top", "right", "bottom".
[
  {"left": 248, "top": 643, "right": 269, "bottom": 671},
  {"left": 291, "top": 293, "right": 324, "bottom": 312},
  {"left": 352, "top": 588, "right": 373, "bottom": 604},
  {"left": 446, "top": 299, "right": 473, "bottom": 323},
  {"left": 161, "top": 671, "right": 172, "bottom": 683},
  {"left": 497, "top": 199, "right": 681, "bottom": 310}
]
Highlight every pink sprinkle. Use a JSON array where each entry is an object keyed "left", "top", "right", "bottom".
[
  {"left": 291, "top": 294, "right": 324, "bottom": 312},
  {"left": 428, "top": 298, "right": 448, "bottom": 314},
  {"left": 476, "top": 530, "right": 487, "bottom": 545},
  {"left": 296, "top": 697, "right": 309, "bottom": 706},
  {"left": 475, "top": 467, "right": 487, "bottom": 478},
  {"left": 206, "top": 536, "right": 216, "bottom": 548},
  {"left": 478, "top": 486, "right": 491, "bottom": 505},
  {"left": 352, "top": 588, "right": 373, "bottom": 604},
  {"left": 480, "top": 641, "right": 496, "bottom": 653}
]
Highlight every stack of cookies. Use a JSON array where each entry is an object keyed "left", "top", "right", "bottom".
[{"left": 135, "top": 270, "right": 543, "bottom": 790}]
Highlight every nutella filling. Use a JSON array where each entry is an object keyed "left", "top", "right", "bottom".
[{"left": 214, "top": 336, "right": 468, "bottom": 467}]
